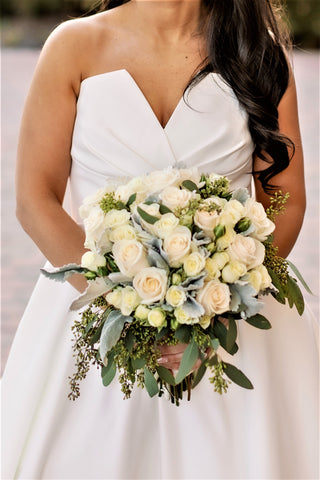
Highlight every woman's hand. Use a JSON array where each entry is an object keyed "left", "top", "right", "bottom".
[{"left": 157, "top": 343, "right": 207, "bottom": 372}]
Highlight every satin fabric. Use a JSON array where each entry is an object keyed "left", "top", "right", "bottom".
[{"left": 2, "top": 70, "right": 319, "bottom": 479}]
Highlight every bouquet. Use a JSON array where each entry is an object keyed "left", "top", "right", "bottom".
[{"left": 42, "top": 167, "right": 310, "bottom": 405}]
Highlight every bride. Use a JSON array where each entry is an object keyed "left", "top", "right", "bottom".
[{"left": 3, "top": 0, "right": 319, "bottom": 478}]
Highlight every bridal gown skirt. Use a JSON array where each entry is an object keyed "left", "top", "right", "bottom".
[{"left": 2, "top": 69, "right": 319, "bottom": 479}]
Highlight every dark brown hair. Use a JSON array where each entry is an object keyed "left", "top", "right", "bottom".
[{"left": 98, "top": 0, "right": 293, "bottom": 192}]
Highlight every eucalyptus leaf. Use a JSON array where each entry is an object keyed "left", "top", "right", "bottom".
[
  {"left": 101, "top": 351, "right": 117, "bottom": 387},
  {"left": 226, "top": 318, "right": 237, "bottom": 352},
  {"left": 286, "top": 260, "right": 313, "bottom": 294},
  {"left": 210, "top": 337, "right": 220, "bottom": 351},
  {"left": 131, "top": 357, "right": 146, "bottom": 370},
  {"left": 245, "top": 314, "right": 272, "bottom": 329},
  {"left": 192, "top": 362, "right": 207, "bottom": 389},
  {"left": 144, "top": 367, "right": 159, "bottom": 397},
  {"left": 268, "top": 269, "right": 286, "bottom": 302},
  {"left": 99, "top": 311, "right": 133, "bottom": 365},
  {"left": 174, "top": 325, "right": 192, "bottom": 343},
  {"left": 126, "top": 193, "right": 137, "bottom": 207},
  {"left": 175, "top": 339, "right": 199, "bottom": 384},
  {"left": 137, "top": 207, "right": 159, "bottom": 224},
  {"left": 159, "top": 204, "right": 173, "bottom": 214},
  {"left": 182, "top": 179, "right": 199, "bottom": 192},
  {"left": 287, "top": 276, "right": 305, "bottom": 315},
  {"left": 124, "top": 329, "right": 136, "bottom": 352},
  {"left": 223, "top": 363, "right": 254, "bottom": 390},
  {"left": 156, "top": 366, "right": 176, "bottom": 386},
  {"left": 41, "top": 263, "right": 86, "bottom": 282}
]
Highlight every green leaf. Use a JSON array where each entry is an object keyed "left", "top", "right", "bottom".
[
  {"left": 268, "top": 269, "right": 286, "bottom": 302},
  {"left": 144, "top": 367, "right": 159, "bottom": 397},
  {"left": 101, "top": 351, "right": 116, "bottom": 387},
  {"left": 156, "top": 366, "right": 176, "bottom": 386},
  {"left": 40, "top": 263, "right": 86, "bottom": 282},
  {"left": 137, "top": 207, "right": 159, "bottom": 224},
  {"left": 131, "top": 357, "right": 146, "bottom": 370},
  {"left": 124, "top": 329, "right": 136, "bottom": 353},
  {"left": 127, "top": 193, "right": 136, "bottom": 207},
  {"left": 192, "top": 362, "right": 207, "bottom": 389},
  {"left": 174, "top": 325, "right": 192, "bottom": 344},
  {"left": 226, "top": 318, "right": 237, "bottom": 352},
  {"left": 210, "top": 337, "right": 220, "bottom": 351},
  {"left": 159, "top": 204, "right": 173, "bottom": 214},
  {"left": 286, "top": 260, "right": 313, "bottom": 294},
  {"left": 245, "top": 314, "right": 272, "bottom": 330},
  {"left": 175, "top": 339, "right": 199, "bottom": 384},
  {"left": 287, "top": 276, "right": 305, "bottom": 315},
  {"left": 182, "top": 180, "right": 199, "bottom": 192},
  {"left": 223, "top": 363, "right": 253, "bottom": 390},
  {"left": 99, "top": 310, "right": 133, "bottom": 365},
  {"left": 155, "top": 326, "right": 170, "bottom": 341}
]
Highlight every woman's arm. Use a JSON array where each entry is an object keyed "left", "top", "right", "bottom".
[
  {"left": 16, "top": 21, "right": 89, "bottom": 292},
  {"left": 253, "top": 72, "right": 306, "bottom": 258}
]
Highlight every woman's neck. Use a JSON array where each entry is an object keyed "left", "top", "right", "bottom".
[{"left": 128, "top": 0, "right": 204, "bottom": 43}]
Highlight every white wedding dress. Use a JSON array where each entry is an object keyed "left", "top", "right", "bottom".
[{"left": 2, "top": 70, "right": 319, "bottom": 479}]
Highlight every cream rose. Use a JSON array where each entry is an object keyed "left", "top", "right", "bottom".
[
  {"left": 81, "top": 251, "right": 106, "bottom": 272},
  {"left": 196, "top": 280, "right": 230, "bottom": 315},
  {"left": 135, "top": 304, "right": 150, "bottom": 321},
  {"left": 183, "top": 251, "right": 206, "bottom": 277},
  {"left": 199, "top": 315, "right": 211, "bottom": 329},
  {"left": 174, "top": 307, "right": 199, "bottom": 325},
  {"left": 83, "top": 206, "right": 107, "bottom": 249},
  {"left": 133, "top": 267, "right": 168, "bottom": 305},
  {"left": 144, "top": 168, "right": 180, "bottom": 194},
  {"left": 221, "top": 261, "right": 247, "bottom": 283},
  {"left": 79, "top": 185, "right": 116, "bottom": 220},
  {"left": 112, "top": 240, "right": 149, "bottom": 277},
  {"left": 194, "top": 209, "right": 220, "bottom": 238},
  {"left": 219, "top": 200, "right": 245, "bottom": 227},
  {"left": 163, "top": 226, "right": 192, "bottom": 267},
  {"left": 166, "top": 286, "right": 186, "bottom": 307},
  {"left": 120, "top": 286, "right": 141, "bottom": 316},
  {"left": 104, "top": 209, "right": 131, "bottom": 230},
  {"left": 105, "top": 289, "right": 122, "bottom": 309},
  {"left": 153, "top": 213, "right": 179, "bottom": 239},
  {"left": 244, "top": 264, "right": 272, "bottom": 292},
  {"left": 177, "top": 167, "right": 202, "bottom": 186},
  {"left": 159, "top": 186, "right": 193, "bottom": 211},
  {"left": 109, "top": 225, "right": 137, "bottom": 242},
  {"left": 148, "top": 308, "right": 166, "bottom": 328},
  {"left": 227, "top": 235, "right": 265, "bottom": 270},
  {"left": 216, "top": 226, "right": 237, "bottom": 250},
  {"left": 115, "top": 177, "right": 147, "bottom": 204},
  {"left": 244, "top": 198, "right": 275, "bottom": 241}
]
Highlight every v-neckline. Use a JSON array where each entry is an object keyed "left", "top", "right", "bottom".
[{"left": 81, "top": 69, "right": 211, "bottom": 131}]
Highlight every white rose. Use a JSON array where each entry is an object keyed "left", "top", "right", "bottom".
[
  {"left": 166, "top": 286, "right": 186, "bottom": 307},
  {"left": 112, "top": 240, "right": 149, "bottom": 277},
  {"left": 135, "top": 304, "right": 150, "bottom": 321},
  {"left": 244, "top": 264, "right": 272, "bottom": 293},
  {"left": 83, "top": 205, "right": 107, "bottom": 249},
  {"left": 177, "top": 167, "right": 202, "bottom": 186},
  {"left": 219, "top": 200, "right": 245, "bottom": 227},
  {"left": 216, "top": 226, "right": 237, "bottom": 250},
  {"left": 194, "top": 209, "right": 220, "bottom": 238},
  {"left": 106, "top": 289, "right": 122, "bottom": 309},
  {"left": 115, "top": 176, "right": 148, "bottom": 204},
  {"left": 109, "top": 225, "right": 137, "bottom": 242},
  {"left": 174, "top": 307, "right": 199, "bottom": 325},
  {"left": 136, "top": 203, "right": 161, "bottom": 234},
  {"left": 104, "top": 209, "right": 131, "bottom": 230},
  {"left": 227, "top": 235, "right": 265, "bottom": 270},
  {"left": 244, "top": 198, "right": 275, "bottom": 241},
  {"left": 196, "top": 280, "right": 230, "bottom": 315},
  {"left": 148, "top": 308, "right": 166, "bottom": 328},
  {"left": 81, "top": 251, "right": 106, "bottom": 272},
  {"left": 120, "top": 286, "right": 141, "bottom": 316},
  {"left": 159, "top": 186, "right": 193, "bottom": 211},
  {"left": 221, "top": 261, "right": 247, "bottom": 283},
  {"left": 144, "top": 168, "right": 180, "bottom": 194},
  {"left": 133, "top": 267, "right": 168, "bottom": 305},
  {"left": 79, "top": 185, "right": 116, "bottom": 219},
  {"left": 163, "top": 226, "right": 192, "bottom": 267},
  {"left": 183, "top": 251, "right": 206, "bottom": 277},
  {"left": 153, "top": 213, "right": 179, "bottom": 239}
]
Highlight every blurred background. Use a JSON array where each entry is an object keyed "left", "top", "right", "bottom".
[{"left": 1, "top": 1, "right": 319, "bottom": 374}]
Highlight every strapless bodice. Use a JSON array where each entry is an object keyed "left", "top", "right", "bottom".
[{"left": 69, "top": 69, "right": 254, "bottom": 220}]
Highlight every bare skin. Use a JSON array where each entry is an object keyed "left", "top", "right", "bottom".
[{"left": 16, "top": 0, "right": 306, "bottom": 372}]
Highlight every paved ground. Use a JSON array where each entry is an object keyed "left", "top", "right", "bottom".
[{"left": 1, "top": 48, "right": 319, "bottom": 374}]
